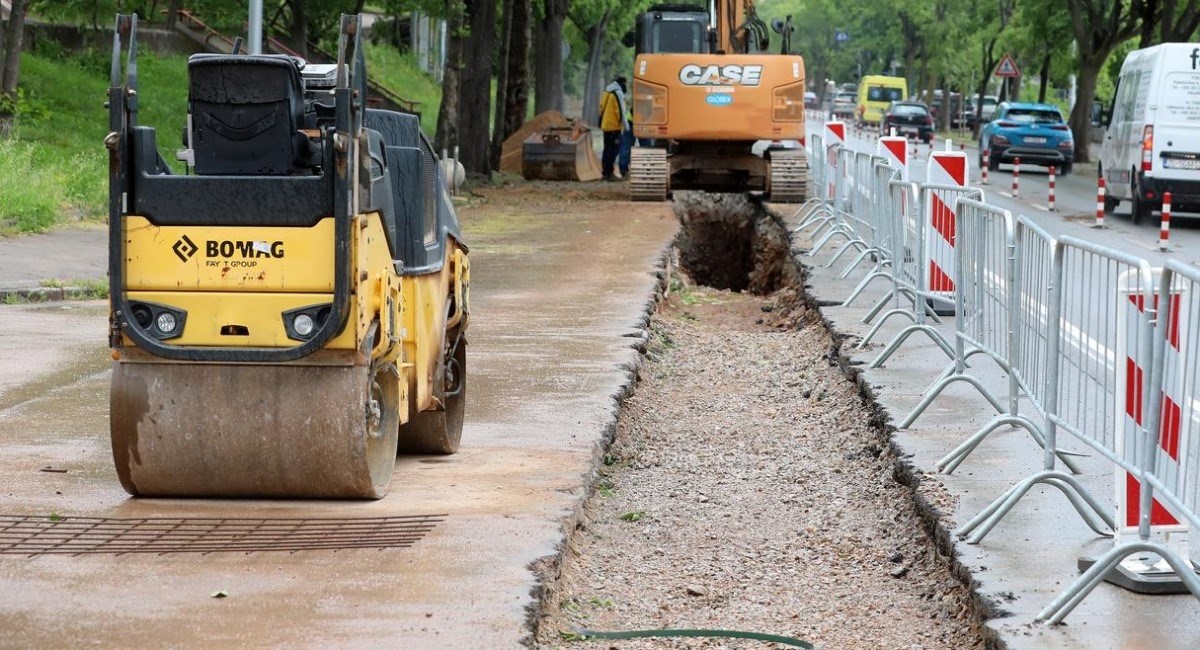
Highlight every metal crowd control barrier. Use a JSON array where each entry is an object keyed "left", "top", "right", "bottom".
[
  {"left": 851, "top": 180, "right": 946, "bottom": 348},
  {"left": 792, "top": 134, "right": 829, "bottom": 226},
  {"left": 899, "top": 202, "right": 1082, "bottom": 474},
  {"left": 795, "top": 139, "right": 1200, "bottom": 624},
  {"left": 808, "top": 148, "right": 859, "bottom": 255},
  {"left": 1039, "top": 259, "right": 1200, "bottom": 622},
  {"left": 796, "top": 145, "right": 849, "bottom": 240},
  {"left": 862, "top": 184, "right": 982, "bottom": 368},
  {"left": 957, "top": 236, "right": 1145, "bottom": 548},
  {"left": 825, "top": 152, "right": 891, "bottom": 275},
  {"left": 837, "top": 162, "right": 901, "bottom": 298}
]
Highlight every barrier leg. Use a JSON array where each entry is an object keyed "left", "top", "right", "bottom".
[
  {"left": 868, "top": 324, "right": 955, "bottom": 368},
  {"left": 1038, "top": 542, "right": 1200, "bottom": 624},
  {"left": 791, "top": 198, "right": 829, "bottom": 224},
  {"left": 810, "top": 226, "right": 856, "bottom": 255},
  {"left": 837, "top": 247, "right": 877, "bottom": 279},
  {"left": 824, "top": 238, "right": 867, "bottom": 269},
  {"left": 842, "top": 270, "right": 890, "bottom": 306},
  {"left": 856, "top": 308, "right": 919, "bottom": 348},
  {"left": 937, "top": 414, "right": 1083, "bottom": 476},
  {"left": 957, "top": 470, "right": 1112, "bottom": 543},
  {"left": 898, "top": 374, "right": 1005, "bottom": 429}
]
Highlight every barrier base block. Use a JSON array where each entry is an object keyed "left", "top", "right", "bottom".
[
  {"left": 925, "top": 296, "right": 956, "bottom": 317},
  {"left": 1078, "top": 554, "right": 1200, "bottom": 595}
]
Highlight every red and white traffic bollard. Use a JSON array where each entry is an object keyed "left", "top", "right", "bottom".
[
  {"left": 982, "top": 150, "right": 990, "bottom": 185},
  {"left": 1095, "top": 177, "right": 1106, "bottom": 228},
  {"left": 1012, "top": 157, "right": 1020, "bottom": 197},
  {"left": 1048, "top": 166, "right": 1056, "bottom": 211},
  {"left": 1160, "top": 191, "right": 1173, "bottom": 251}
]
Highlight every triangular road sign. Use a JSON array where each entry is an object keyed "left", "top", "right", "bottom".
[{"left": 995, "top": 53, "right": 1021, "bottom": 78}]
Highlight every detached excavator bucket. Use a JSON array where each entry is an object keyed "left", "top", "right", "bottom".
[{"left": 521, "top": 125, "right": 603, "bottom": 182}]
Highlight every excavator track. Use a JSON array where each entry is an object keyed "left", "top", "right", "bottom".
[
  {"left": 629, "top": 148, "right": 670, "bottom": 202},
  {"left": 767, "top": 148, "right": 809, "bottom": 204}
]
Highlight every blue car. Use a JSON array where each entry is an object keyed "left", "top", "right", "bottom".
[{"left": 980, "top": 102, "right": 1075, "bottom": 174}]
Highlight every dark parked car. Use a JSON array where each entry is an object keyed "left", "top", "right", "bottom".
[
  {"left": 980, "top": 102, "right": 1074, "bottom": 174},
  {"left": 804, "top": 91, "right": 819, "bottom": 109},
  {"left": 881, "top": 101, "right": 934, "bottom": 143}
]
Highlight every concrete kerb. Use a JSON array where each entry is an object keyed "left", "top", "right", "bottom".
[{"left": 525, "top": 241, "right": 673, "bottom": 643}]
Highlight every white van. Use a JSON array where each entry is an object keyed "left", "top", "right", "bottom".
[{"left": 1100, "top": 43, "right": 1200, "bottom": 223}]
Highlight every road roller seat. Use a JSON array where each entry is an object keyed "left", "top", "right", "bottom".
[{"left": 187, "top": 53, "right": 315, "bottom": 176}]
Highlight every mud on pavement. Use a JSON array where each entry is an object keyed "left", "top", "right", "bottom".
[{"left": 532, "top": 193, "right": 991, "bottom": 649}]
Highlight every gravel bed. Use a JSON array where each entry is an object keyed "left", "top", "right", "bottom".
[{"left": 533, "top": 277, "right": 987, "bottom": 649}]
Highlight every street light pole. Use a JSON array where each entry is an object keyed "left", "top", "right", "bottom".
[{"left": 248, "top": 0, "right": 263, "bottom": 55}]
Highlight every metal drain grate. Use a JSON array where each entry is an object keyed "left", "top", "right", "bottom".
[{"left": 0, "top": 514, "right": 445, "bottom": 556}]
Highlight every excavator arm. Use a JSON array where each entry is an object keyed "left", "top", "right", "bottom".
[{"left": 713, "top": 0, "right": 769, "bottom": 54}]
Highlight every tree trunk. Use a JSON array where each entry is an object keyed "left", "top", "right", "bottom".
[
  {"left": 0, "top": 0, "right": 28, "bottom": 137},
  {"left": 1069, "top": 57, "right": 1102, "bottom": 164},
  {"left": 435, "top": 0, "right": 464, "bottom": 155},
  {"left": 165, "top": 0, "right": 183, "bottom": 30},
  {"left": 287, "top": 0, "right": 309, "bottom": 59},
  {"left": 1037, "top": 48, "right": 1050, "bottom": 103},
  {"left": 534, "top": 0, "right": 568, "bottom": 114},
  {"left": 580, "top": 10, "right": 610, "bottom": 127},
  {"left": 457, "top": 0, "right": 497, "bottom": 177},
  {"left": 2, "top": 0, "right": 29, "bottom": 95},
  {"left": 500, "top": 1, "right": 532, "bottom": 145},
  {"left": 972, "top": 37, "right": 998, "bottom": 140},
  {"left": 490, "top": 0, "right": 514, "bottom": 169}
]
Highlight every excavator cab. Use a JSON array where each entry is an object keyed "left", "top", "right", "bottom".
[{"left": 631, "top": 5, "right": 710, "bottom": 55}]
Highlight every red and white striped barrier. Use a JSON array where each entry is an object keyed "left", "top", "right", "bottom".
[
  {"left": 1048, "top": 166, "right": 1056, "bottom": 212},
  {"left": 982, "top": 150, "right": 990, "bottom": 185},
  {"left": 925, "top": 149, "right": 971, "bottom": 296},
  {"left": 825, "top": 121, "right": 846, "bottom": 148},
  {"left": 1012, "top": 157, "right": 1020, "bottom": 197},
  {"left": 1160, "top": 192, "right": 1173, "bottom": 251},
  {"left": 824, "top": 122, "right": 847, "bottom": 203},
  {"left": 1115, "top": 278, "right": 1190, "bottom": 560},
  {"left": 1096, "top": 177, "right": 1107, "bottom": 228},
  {"left": 877, "top": 136, "right": 909, "bottom": 181}
]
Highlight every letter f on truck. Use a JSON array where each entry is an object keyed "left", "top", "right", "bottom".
[{"left": 1192, "top": 48, "right": 1200, "bottom": 69}]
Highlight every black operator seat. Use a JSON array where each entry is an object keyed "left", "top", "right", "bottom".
[{"left": 188, "top": 54, "right": 314, "bottom": 175}]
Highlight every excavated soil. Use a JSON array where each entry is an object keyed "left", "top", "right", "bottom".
[{"left": 532, "top": 194, "right": 987, "bottom": 649}]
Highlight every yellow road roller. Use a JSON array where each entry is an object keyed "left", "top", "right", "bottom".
[{"left": 105, "top": 14, "right": 469, "bottom": 499}]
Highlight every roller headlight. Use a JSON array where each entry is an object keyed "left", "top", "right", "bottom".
[
  {"left": 155, "top": 312, "right": 178, "bottom": 335},
  {"left": 293, "top": 313, "right": 316, "bottom": 337}
]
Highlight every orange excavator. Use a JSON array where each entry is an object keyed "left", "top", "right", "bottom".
[{"left": 628, "top": 1, "right": 808, "bottom": 202}]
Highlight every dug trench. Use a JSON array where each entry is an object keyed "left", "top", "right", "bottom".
[{"left": 531, "top": 193, "right": 996, "bottom": 649}]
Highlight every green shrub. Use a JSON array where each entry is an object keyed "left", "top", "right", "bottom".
[{"left": 0, "top": 139, "right": 61, "bottom": 233}]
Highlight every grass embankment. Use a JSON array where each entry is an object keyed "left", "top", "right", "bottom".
[
  {"left": 1, "top": 47, "right": 189, "bottom": 234},
  {"left": 2, "top": 41, "right": 441, "bottom": 235}
]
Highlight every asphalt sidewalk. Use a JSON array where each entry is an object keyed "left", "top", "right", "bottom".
[{"left": 0, "top": 226, "right": 108, "bottom": 300}]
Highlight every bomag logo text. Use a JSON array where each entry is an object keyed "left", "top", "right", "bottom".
[
  {"left": 678, "top": 64, "right": 763, "bottom": 86},
  {"left": 202, "top": 240, "right": 285, "bottom": 268}
]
